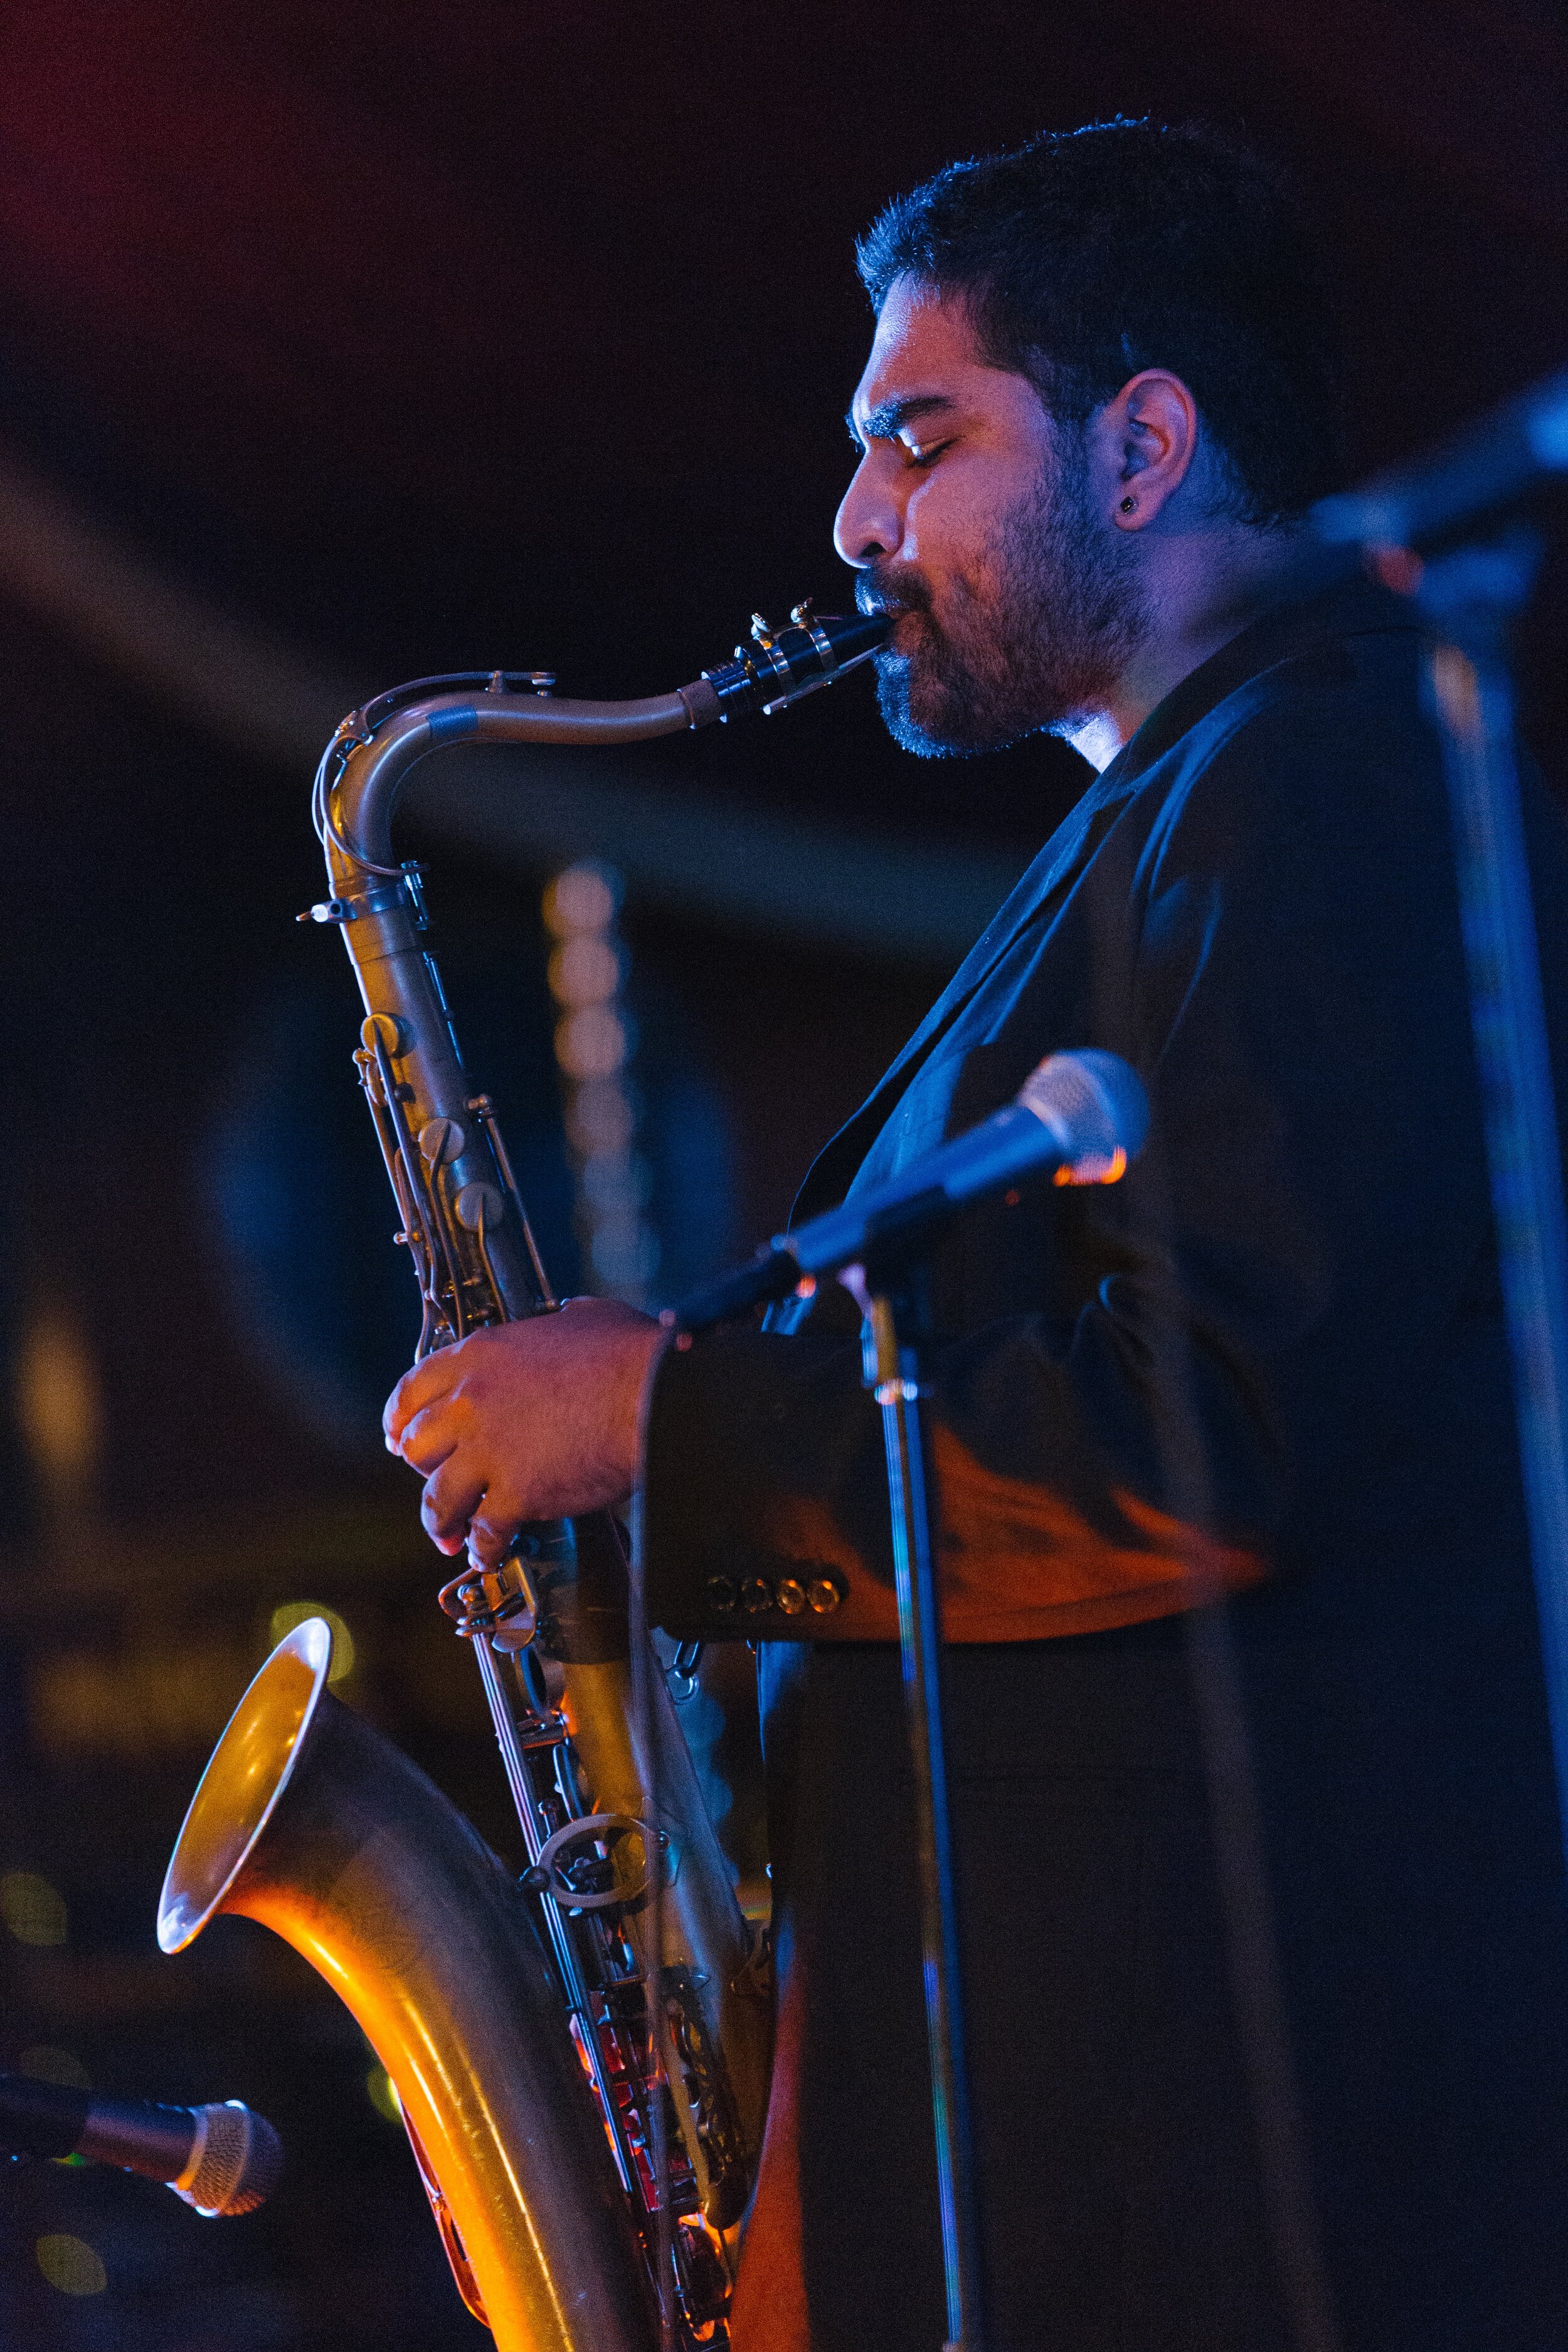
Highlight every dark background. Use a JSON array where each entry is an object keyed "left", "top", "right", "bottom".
[{"left": 0, "top": 4, "right": 1562, "bottom": 2344}]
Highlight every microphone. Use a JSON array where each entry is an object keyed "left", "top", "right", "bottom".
[
  {"left": 0, "top": 2073, "right": 282, "bottom": 2217},
  {"left": 1215, "top": 364, "right": 1568, "bottom": 627},
  {"left": 672, "top": 1048, "right": 1148, "bottom": 1333},
  {"left": 1310, "top": 363, "right": 1568, "bottom": 554}
]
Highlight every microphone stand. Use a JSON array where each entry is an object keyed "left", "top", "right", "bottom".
[
  {"left": 1414, "top": 527, "right": 1568, "bottom": 1854},
  {"left": 672, "top": 1057, "right": 1146, "bottom": 2352},
  {"left": 857, "top": 1251, "right": 983, "bottom": 2352}
]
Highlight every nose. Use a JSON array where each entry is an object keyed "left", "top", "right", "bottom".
[{"left": 834, "top": 451, "right": 902, "bottom": 571}]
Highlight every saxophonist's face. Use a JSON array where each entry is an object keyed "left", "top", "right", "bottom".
[{"left": 834, "top": 278, "right": 1146, "bottom": 757}]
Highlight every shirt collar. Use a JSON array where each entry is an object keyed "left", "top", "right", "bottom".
[{"left": 1098, "top": 573, "right": 1422, "bottom": 792}]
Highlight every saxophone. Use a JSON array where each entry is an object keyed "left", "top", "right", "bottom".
[{"left": 158, "top": 606, "right": 891, "bottom": 2351}]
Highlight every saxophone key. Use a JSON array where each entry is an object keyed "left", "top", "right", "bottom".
[
  {"left": 418, "top": 1116, "right": 467, "bottom": 1166},
  {"left": 455, "top": 1180, "right": 506, "bottom": 1231}
]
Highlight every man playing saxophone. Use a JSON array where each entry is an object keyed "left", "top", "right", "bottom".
[{"left": 384, "top": 119, "right": 1568, "bottom": 2351}]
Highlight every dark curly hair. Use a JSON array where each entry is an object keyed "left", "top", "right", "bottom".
[{"left": 856, "top": 119, "right": 1345, "bottom": 526}]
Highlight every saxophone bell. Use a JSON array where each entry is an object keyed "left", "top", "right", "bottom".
[{"left": 159, "top": 1620, "right": 655, "bottom": 2351}]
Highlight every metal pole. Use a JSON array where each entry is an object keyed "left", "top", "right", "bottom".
[
  {"left": 1419, "top": 531, "right": 1568, "bottom": 1853},
  {"left": 864, "top": 1281, "right": 983, "bottom": 2352}
]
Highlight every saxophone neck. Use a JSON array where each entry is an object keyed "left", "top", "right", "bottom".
[
  {"left": 316, "top": 606, "right": 893, "bottom": 877},
  {"left": 320, "top": 680, "right": 696, "bottom": 879}
]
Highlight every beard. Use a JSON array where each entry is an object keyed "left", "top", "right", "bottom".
[{"left": 862, "top": 439, "right": 1147, "bottom": 758}]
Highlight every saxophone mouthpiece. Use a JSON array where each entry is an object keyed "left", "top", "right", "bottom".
[{"left": 691, "top": 604, "right": 894, "bottom": 725}]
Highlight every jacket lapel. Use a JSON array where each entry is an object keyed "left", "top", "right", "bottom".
[
  {"left": 787, "top": 575, "right": 1425, "bottom": 1230},
  {"left": 788, "top": 773, "right": 1135, "bottom": 1224}
]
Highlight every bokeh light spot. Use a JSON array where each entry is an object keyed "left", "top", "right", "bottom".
[
  {"left": 366, "top": 2064, "right": 400, "bottom": 2122},
  {"left": 543, "top": 862, "right": 618, "bottom": 936},
  {"left": 15, "top": 1310, "right": 103, "bottom": 1495},
  {"left": 268, "top": 1603, "right": 356, "bottom": 1683},
  {"left": 556, "top": 1005, "right": 627, "bottom": 1081},
  {"left": 1, "top": 1871, "right": 68, "bottom": 1946},
  {"left": 548, "top": 934, "right": 620, "bottom": 1007},
  {"left": 36, "top": 2235, "right": 107, "bottom": 2296}
]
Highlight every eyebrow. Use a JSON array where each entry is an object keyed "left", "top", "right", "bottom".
[{"left": 845, "top": 392, "right": 958, "bottom": 451}]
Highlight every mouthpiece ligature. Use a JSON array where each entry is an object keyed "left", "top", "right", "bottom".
[{"left": 694, "top": 600, "right": 892, "bottom": 721}]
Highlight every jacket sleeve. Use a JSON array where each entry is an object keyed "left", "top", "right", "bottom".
[{"left": 640, "top": 667, "right": 1490, "bottom": 1644}]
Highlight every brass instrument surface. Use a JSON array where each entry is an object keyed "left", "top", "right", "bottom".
[
  {"left": 163, "top": 611, "right": 890, "bottom": 2346},
  {"left": 319, "top": 677, "right": 775, "bottom": 2243},
  {"left": 161, "top": 1622, "right": 652, "bottom": 2352}
]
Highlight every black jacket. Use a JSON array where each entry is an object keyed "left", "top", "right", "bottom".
[{"left": 642, "top": 581, "right": 1568, "bottom": 2351}]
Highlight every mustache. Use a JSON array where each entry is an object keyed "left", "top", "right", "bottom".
[{"left": 855, "top": 564, "right": 933, "bottom": 623}]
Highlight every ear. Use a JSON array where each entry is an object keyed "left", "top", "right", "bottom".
[{"left": 1089, "top": 369, "right": 1201, "bottom": 532}]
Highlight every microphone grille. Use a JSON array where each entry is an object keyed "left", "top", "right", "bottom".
[
  {"left": 174, "top": 2101, "right": 283, "bottom": 2218},
  {"left": 1017, "top": 1050, "right": 1149, "bottom": 1182}
]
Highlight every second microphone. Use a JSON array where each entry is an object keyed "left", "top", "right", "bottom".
[{"left": 672, "top": 1048, "right": 1148, "bottom": 1335}]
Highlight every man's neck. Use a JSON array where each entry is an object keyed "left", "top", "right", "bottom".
[{"left": 1066, "top": 524, "right": 1309, "bottom": 774}]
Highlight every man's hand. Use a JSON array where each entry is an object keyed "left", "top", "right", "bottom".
[{"left": 383, "top": 1299, "right": 665, "bottom": 1565}]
